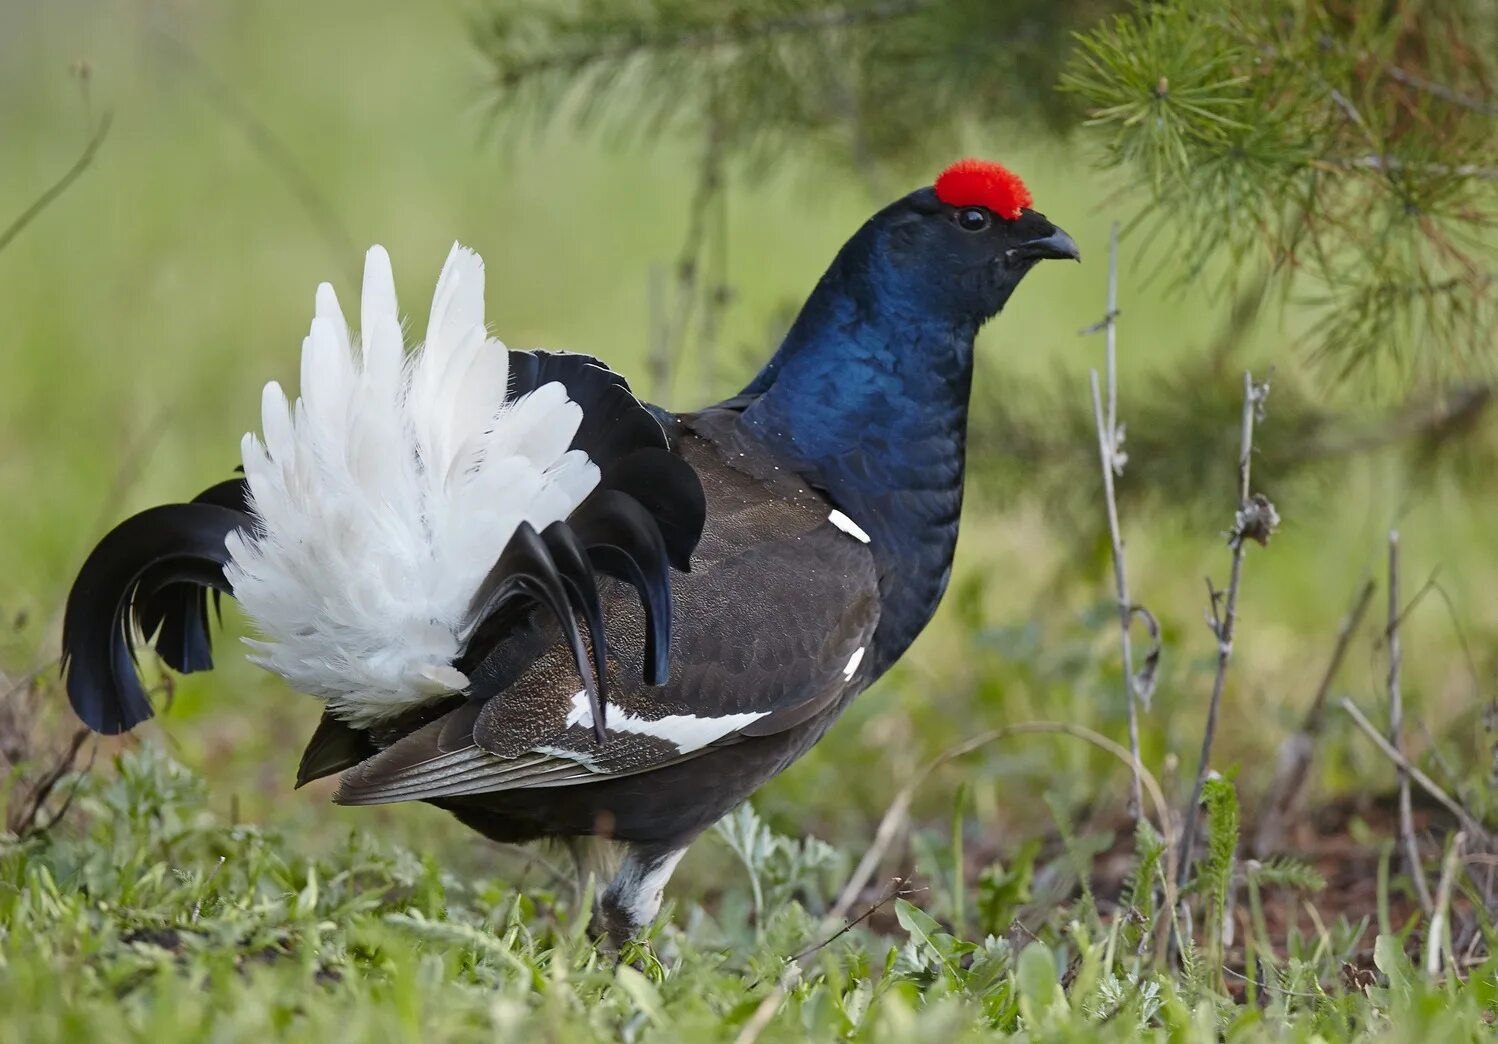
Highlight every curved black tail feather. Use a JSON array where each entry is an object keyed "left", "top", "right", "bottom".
[
  {"left": 62, "top": 499, "right": 251, "bottom": 734},
  {"left": 454, "top": 351, "right": 707, "bottom": 734},
  {"left": 62, "top": 354, "right": 705, "bottom": 749}
]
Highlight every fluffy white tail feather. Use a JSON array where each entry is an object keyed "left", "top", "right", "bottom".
[{"left": 224, "top": 244, "right": 600, "bottom": 728}]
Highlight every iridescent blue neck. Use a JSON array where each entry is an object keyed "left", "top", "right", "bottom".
[{"left": 734, "top": 238, "right": 978, "bottom": 672}]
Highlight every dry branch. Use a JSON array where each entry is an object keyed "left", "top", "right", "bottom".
[
  {"left": 1427, "top": 832, "right": 1466, "bottom": 978},
  {"left": 1, "top": 669, "right": 92, "bottom": 840},
  {"left": 829, "top": 720, "right": 1177, "bottom": 929},
  {"left": 1252, "top": 576, "right": 1376, "bottom": 856},
  {"left": 1085, "top": 222, "right": 1145, "bottom": 820},
  {"left": 1387, "top": 531, "right": 1434, "bottom": 913},
  {"left": 0, "top": 112, "right": 112, "bottom": 255},
  {"left": 1178, "top": 371, "right": 1275, "bottom": 887},
  {"left": 1338, "top": 697, "right": 1489, "bottom": 845},
  {"left": 155, "top": 31, "right": 361, "bottom": 284}
]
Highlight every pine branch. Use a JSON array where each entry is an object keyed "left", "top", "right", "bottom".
[
  {"left": 1335, "top": 156, "right": 1498, "bottom": 179},
  {"left": 1383, "top": 65, "right": 1497, "bottom": 116},
  {"left": 1063, "top": 0, "right": 1498, "bottom": 376},
  {"left": 483, "top": 1, "right": 928, "bottom": 89},
  {"left": 475, "top": 0, "right": 1117, "bottom": 168}
]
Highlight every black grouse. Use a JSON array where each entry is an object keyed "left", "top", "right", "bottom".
[{"left": 62, "top": 158, "right": 1079, "bottom": 947}]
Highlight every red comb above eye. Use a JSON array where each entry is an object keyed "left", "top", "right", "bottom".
[{"left": 934, "top": 159, "right": 1033, "bottom": 221}]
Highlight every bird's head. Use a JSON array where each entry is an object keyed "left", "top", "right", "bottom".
[
  {"left": 855, "top": 158, "right": 1079, "bottom": 329},
  {"left": 740, "top": 157, "right": 1080, "bottom": 413}
]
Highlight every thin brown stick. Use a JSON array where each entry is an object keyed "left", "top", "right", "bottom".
[
  {"left": 1306, "top": 576, "right": 1377, "bottom": 735},
  {"left": 646, "top": 263, "right": 671, "bottom": 401},
  {"left": 829, "top": 721, "right": 1176, "bottom": 927},
  {"left": 1086, "top": 222, "right": 1144, "bottom": 821},
  {"left": 1252, "top": 576, "right": 1376, "bottom": 855},
  {"left": 0, "top": 113, "right": 113, "bottom": 255},
  {"left": 1333, "top": 156, "right": 1498, "bottom": 179},
  {"left": 1382, "top": 65, "right": 1497, "bottom": 115},
  {"left": 1387, "top": 531, "right": 1433, "bottom": 913},
  {"left": 734, "top": 877, "right": 920, "bottom": 1042},
  {"left": 652, "top": 108, "right": 726, "bottom": 405},
  {"left": 791, "top": 875, "right": 910, "bottom": 967},
  {"left": 1339, "top": 697, "right": 1489, "bottom": 845},
  {"left": 1178, "top": 371, "right": 1266, "bottom": 887},
  {"left": 8, "top": 729, "right": 89, "bottom": 837},
  {"left": 154, "top": 31, "right": 361, "bottom": 284},
  {"left": 1427, "top": 832, "right": 1466, "bottom": 977}
]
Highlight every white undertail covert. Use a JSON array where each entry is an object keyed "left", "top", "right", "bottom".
[{"left": 224, "top": 244, "right": 600, "bottom": 728}]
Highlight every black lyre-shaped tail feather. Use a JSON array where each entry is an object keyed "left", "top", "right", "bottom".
[
  {"left": 568, "top": 490, "right": 674, "bottom": 685},
  {"left": 135, "top": 478, "right": 250, "bottom": 675},
  {"left": 538, "top": 521, "right": 608, "bottom": 698},
  {"left": 462, "top": 521, "right": 607, "bottom": 742},
  {"left": 62, "top": 352, "right": 704, "bottom": 746},
  {"left": 61, "top": 496, "right": 252, "bottom": 734},
  {"left": 455, "top": 351, "right": 706, "bottom": 736}
]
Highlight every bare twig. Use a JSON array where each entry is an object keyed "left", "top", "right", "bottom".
[
  {"left": 19, "top": 740, "right": 95, "bottom": 844},
  {"left": 1427, "top": 832, "right": 1466, "bottom": 978},
  {"left": 0, "top": 112, "right": 113, "bottom": 255},
  {"left": 1379, "top": 567, "right": 1442, "bottom": 640},
  {"left": 1387, "top": 531, "right": 1433, "bottom": 913},
  {"left": 1328, "top": 88, "right": 1378, "bottom": 149},
  {"left": 1306, "top": 577, "right": 1379, "bottom": 736},
  {"left": 1252, "top": 576, "right": 1376, "bottom": 856},
  {"left": 1383, "top": 65, "right": 1497, "bottom": 115},
  {"left": 1338, "top": 697, "right": 1488, "bottom": 845},
  {"left": 154, "top": 31, "right": 361, "bottom": 284},
  {"left": 696, "top": 114, "right": 733, "bottom": 402},
  {"left": 829, "top": 721, "right": 1176, "bottom": 928},
  {"left": 1085, "top": 223, "right": 1145, "bottom": 820},
  {"left": 1332, "top": 156, "right": 1498, "bottom": 179},
  {"left": 653, "top": 106, "right": 727, "bottom": 405},
  {"left": 1178, "top": 371, "right": 1273, "bottom": 887},
  {"left": 735, "top": 876, "right": 919, "bottom": 1043},
  {"left": 791, "top": 875, "right": 910, "bottom": 967},
  {"left": 646, "top": 263, "right": 671, "bottom": 401},
  {"left": 7, "top": 728, "right": 90, "bottom": 838},
  {"left": 1372, "top": 571, "right": 1485, "bottom": 735}
]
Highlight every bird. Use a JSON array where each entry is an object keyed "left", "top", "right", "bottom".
[{"left": 61, "top": 158, "right": 1078, "bottom": 949}]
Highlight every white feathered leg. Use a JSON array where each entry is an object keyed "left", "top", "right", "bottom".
[{"left": 598, "top": 844, "right": 688, "bottom": 952}]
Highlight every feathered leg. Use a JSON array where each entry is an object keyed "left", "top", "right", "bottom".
[
  {"left": 560, "top": 835, "right": 615, "bottom": 926},
  {"left": 598, "top": 843, "right": 688, "bottom": 952}
]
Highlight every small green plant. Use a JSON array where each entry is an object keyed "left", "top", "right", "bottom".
[
  {"left": 1198, "top": 776, "right": 1240, "bottom": 978},
  {"left": 3, "top": 745, "right": 1493, "bottom": 1041}
]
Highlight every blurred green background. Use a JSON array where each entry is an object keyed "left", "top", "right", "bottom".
[{"left": 2, "top": 1, "right": 1493, "bottom": 892}]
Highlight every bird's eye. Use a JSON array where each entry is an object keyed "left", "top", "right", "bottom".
[{"left": 955, "top": 207, "right": 991, "bottom": 232}]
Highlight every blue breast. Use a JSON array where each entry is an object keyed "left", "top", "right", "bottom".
[{"left": 729, "top": 218, "right": 979, "bottom": 673}]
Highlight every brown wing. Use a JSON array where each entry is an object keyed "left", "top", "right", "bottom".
[{"left": 332, "top": 423, "right": 880, "bottom": 806}]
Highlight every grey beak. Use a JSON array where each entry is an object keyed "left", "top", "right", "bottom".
[{"left": 1019, "top": 226, "right": 1081, "bottom": 262}]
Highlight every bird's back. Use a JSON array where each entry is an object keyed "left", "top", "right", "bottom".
[{"left": 335, "top": 407, "right": 883, "bottom": 846}]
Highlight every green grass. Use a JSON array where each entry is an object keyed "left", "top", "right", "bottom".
[
  {"left": 3, "top": 746, "right": 1494, "bottom": 1043},
  {"left": 3, "top": 1, "right": 1497, "bottom": 1039}
]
